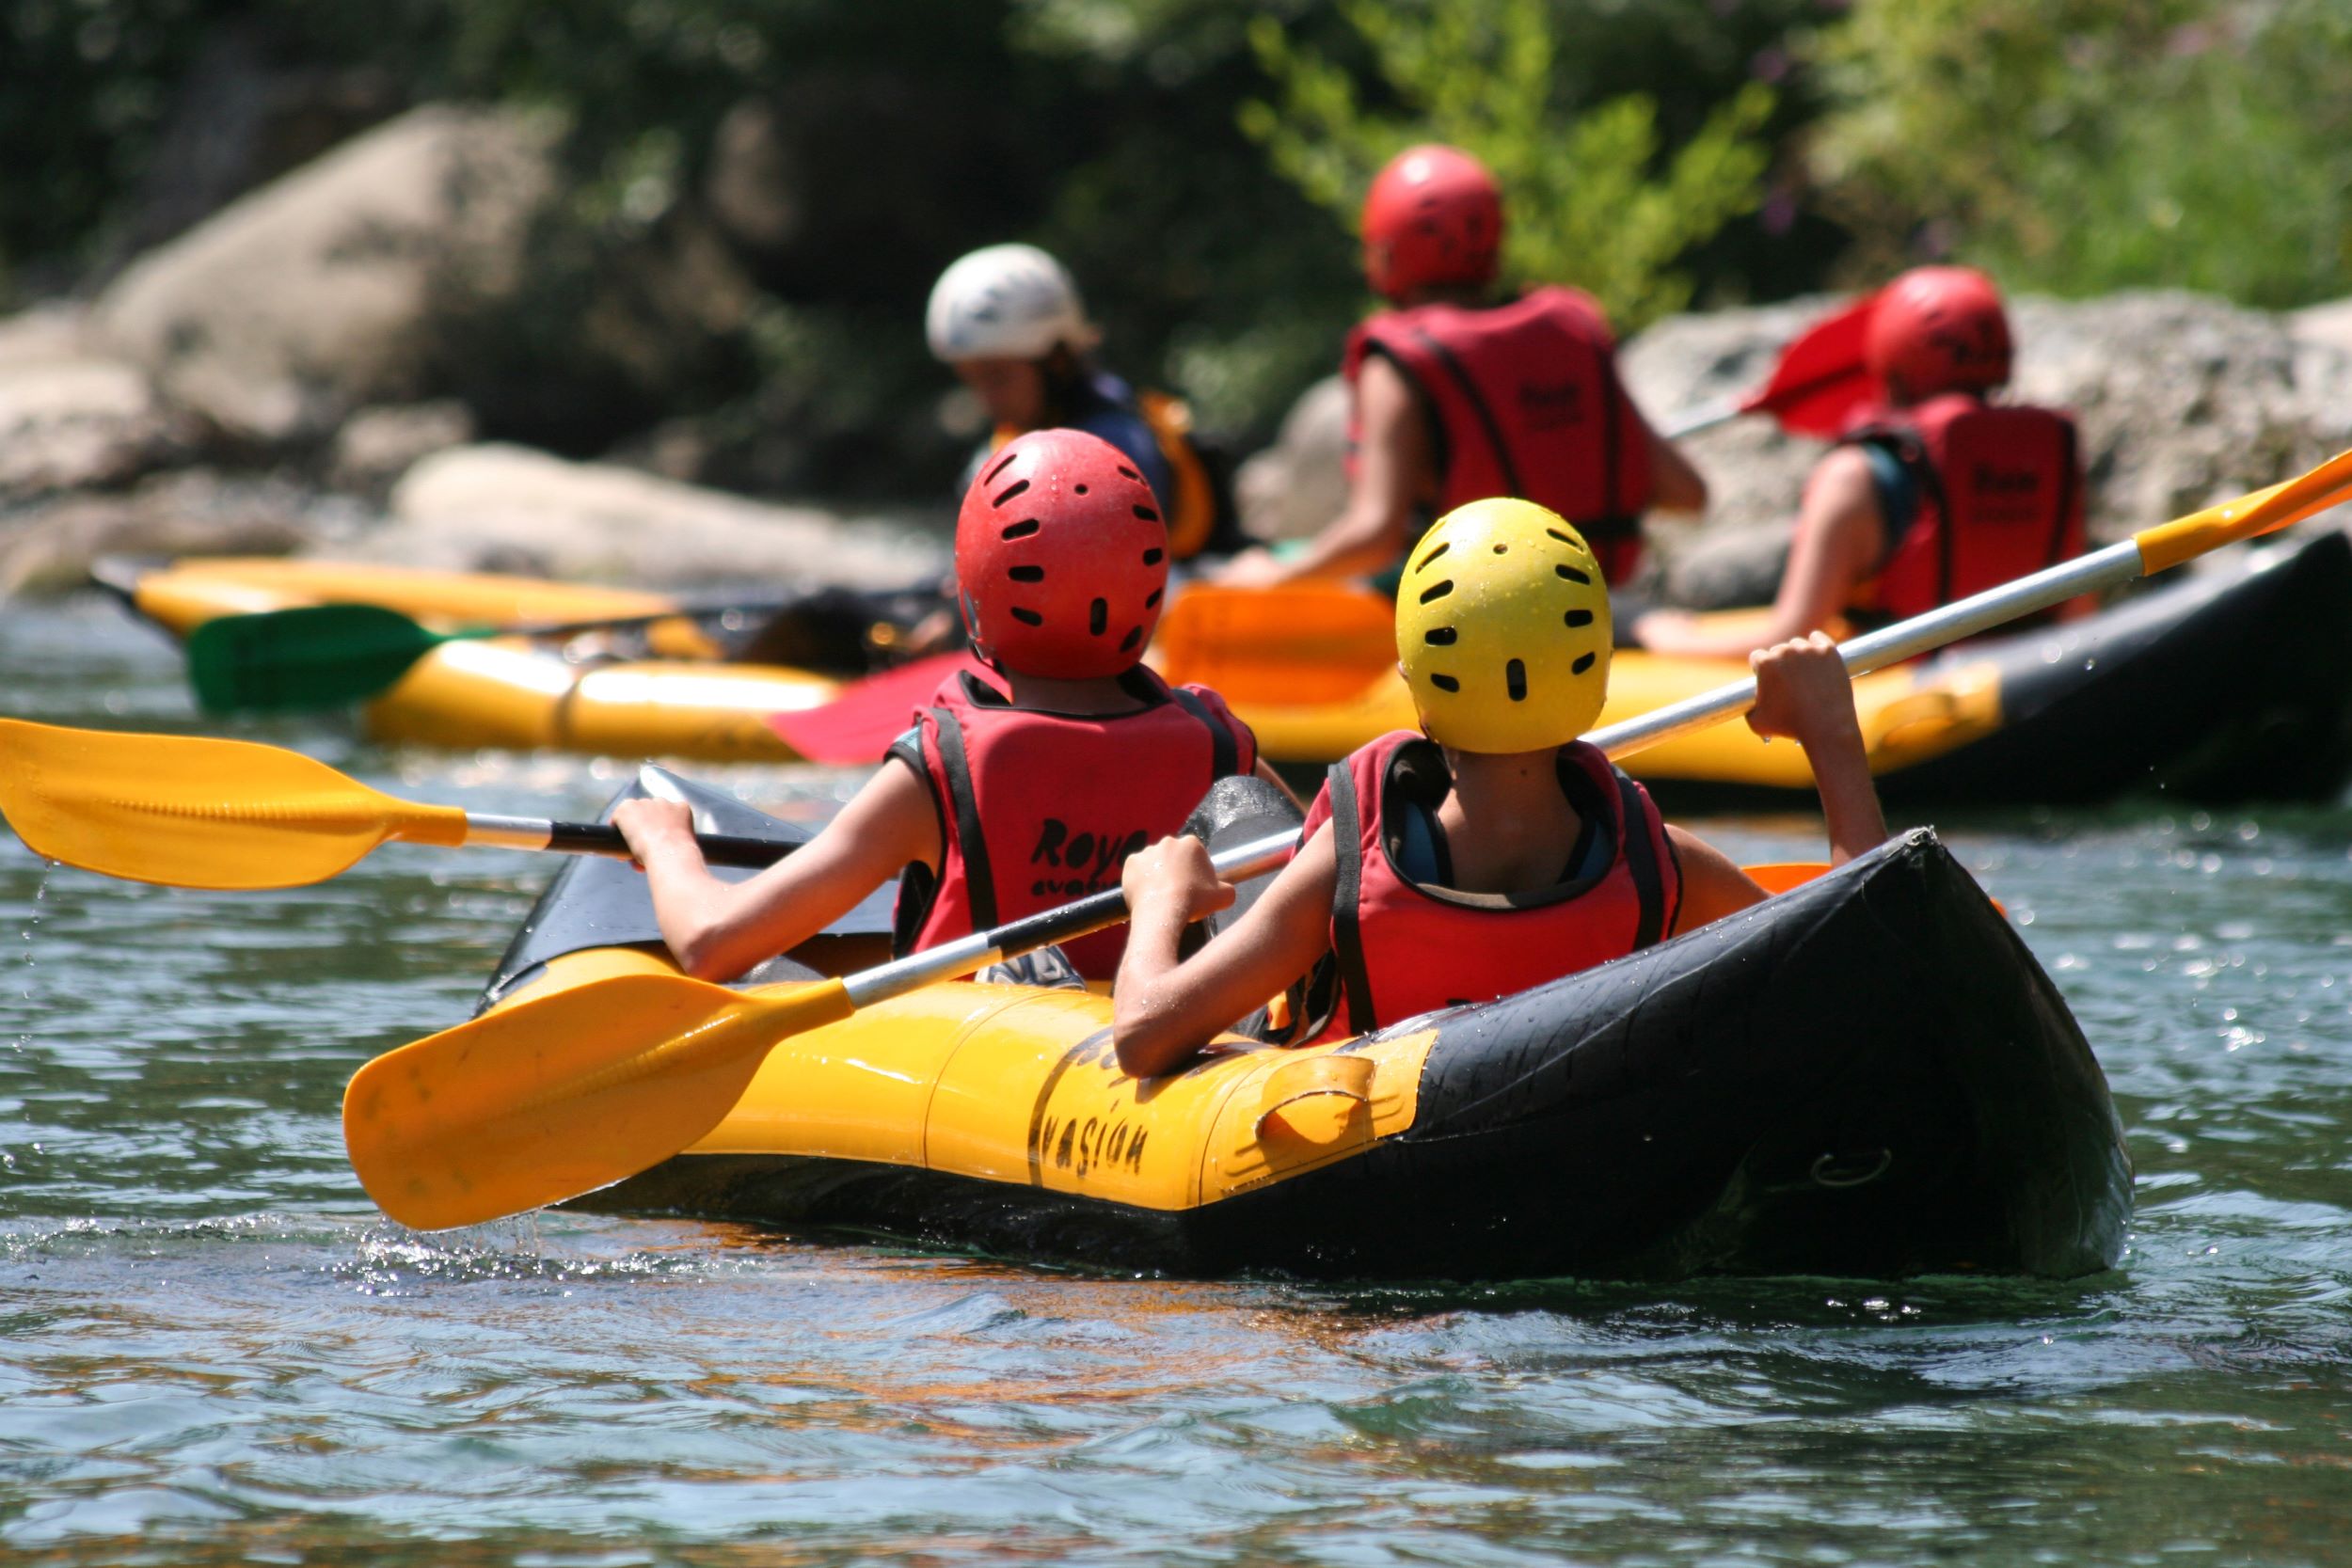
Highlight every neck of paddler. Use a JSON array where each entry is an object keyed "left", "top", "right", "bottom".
[
  {"left": 1001, "top": 668, "right": 1151, "bottom": 716},
  {"left": 1438, "top": 741, "right": 1582, "bottom": 854}
]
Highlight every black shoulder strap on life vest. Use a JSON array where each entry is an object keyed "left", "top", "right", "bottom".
[
  {"left": 2046, "top": 418, "right": 2081, "bottom": 568},
  {"left": 1407, "top": 325, "right": 1527, "bottom": 499},
  {"left": 1164, "top": 684, "right": 1242, "bottom": 781},
  {"left": 1612, "top": 766, "right": 1666, "bottom": 951},
  {"left": 928, "top": 705, "right": 998, "bottom": 928},
  {"left": 1326, "top": 760, "right": 1379, "bottom": 1035}
]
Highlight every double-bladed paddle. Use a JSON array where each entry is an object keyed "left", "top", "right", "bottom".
[
  {"left": 1658, "top": 291, "right": 1883, "bottom": 441},
  {"left": 339, "top": 447, "right": 2352, "bottom": 1231},
  {"left": 186, "top": 594, "right": 825, "bottom": 715},
  {"left": 0, "top": 721, "right": 793, "bottom": 887}
]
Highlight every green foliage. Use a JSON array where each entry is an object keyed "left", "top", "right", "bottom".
[
  {"left": 1810, "top": 0, "right": 2352, "bottom": 307},
  {"left": 1239, "top": 0, "right": 1776, "bottom": 330}
]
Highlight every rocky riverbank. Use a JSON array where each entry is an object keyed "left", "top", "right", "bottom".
[{"left": 5, "top": 103, "right": 2349, "bottom": 604}]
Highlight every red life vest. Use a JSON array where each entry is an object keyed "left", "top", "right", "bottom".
[
  {"left": 1846, "top": 393, "right": 2085, "bottom": 623},
  {"left": 891, "top": 668, "right": 1256, "bottom": 981},
  {"left": 1299, "top": 731, "right": 1680, "bottom": 1037},
  {"left": 1345, "top": 286, "right": 1657, "bottom": 583}
]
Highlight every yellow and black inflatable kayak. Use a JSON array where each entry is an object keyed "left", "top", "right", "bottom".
[
  {"left": 475, "top": 768, "right": 2132, "bottom": 1280},
  {"left": 103, "top": 533, "right": 2352, "bottom": 804}
]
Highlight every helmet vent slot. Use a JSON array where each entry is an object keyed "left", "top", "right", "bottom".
[
  {"left": 1120, "top": 626, "right": 1144, "bottom": 652},
  {"left": 1545, "top": 528, "right": 1574, "bottom": 546},
  {"left": 1000, "top": 518, "right": 1041, "bottom": 540},
  {"left": 1564, "top": 609, "right": 1593, "bottom": 628},
  {"left": 1008, "top": 564, "right": 1045, "bottom": 583},
  {"left": 1142, "top": 547, "right": 1164, "bottom": 565},
  {"left": 985, "top": 452, "right": 1022, "bottom": 485},
  {"left": 1555, "top": 564, "right": 1591, "bottom": 585},
  {"left": 1423, "top": 627, "right": 1457, "bottom": 646},
  {"left": 1417, "top": 542, "right": 1451, "bottom": 571},
  {"left": 1089, "top": 598, "right": 1108, "bottom": 636},
  {"left": 1134, "top": 505, "right": 1160, "bottom": 522},
  {"left": 1419, "top": 579, "right": 1455, "bottom": 605},
  {"left": 1505, "top": 659, "right": 1528, "bottom": 702},
  {"left": 1429, "top": 673, "right": 1460, "bottom": 693},
  {"left": 1117, "top": 466, "right": 1141, "bottom": 482},
  {"left": 1572, "top": 652, "right": 1596, "bottom": 674},
  {"left": 1145, "top": 588, "right": 1164, "bottom": 609},
  {"left": 1010, "top": 607, "right": 1044, "bottom": 626},
  {"left": 993, "top": 479, "right": 1032, "bottom": 507}
]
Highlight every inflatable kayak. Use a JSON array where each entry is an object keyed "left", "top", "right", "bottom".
[
  {"left": 471, "top": 769, "right": 2132, "bottom": 1281},
  {"left": 103, "top": 534, "right": 2352, "bottom": 804}
]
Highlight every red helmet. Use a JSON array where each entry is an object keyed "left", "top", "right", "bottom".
[
  {"left": 1866, "top": 266, "right": 2012, "bottom": 400},
  {"left": 956, "top": 428, "right": 1169, "bottom": 679},
  {"left": 1361, "top": 145, "right": 1503, "bottom": 301}
]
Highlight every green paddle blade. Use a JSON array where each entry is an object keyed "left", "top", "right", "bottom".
[{"left": 186, "top": 604, "right": 463, "bottom": 713}]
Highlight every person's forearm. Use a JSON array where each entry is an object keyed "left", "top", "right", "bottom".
[
  {"left": 637, "top": 836, "right": 770, "bottom": 980},
  {"left": 1795, "top": 713, "right": 1887, "bottom": 863},
  {"left": 1110, "top": 895, "right": 1210, "bottom": 1077}
]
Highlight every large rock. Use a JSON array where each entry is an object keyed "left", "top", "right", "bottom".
[
  {"left": 93, "top": 105, "right": 561, "bottom": 444},
  {"left": 0, "top": 305, "right": 202, "bottom": 504},
  {"left": 1234, "top": 375, "right": 1350, "bottom": 544},
  {"left": 375, "top": 443, "right": 940, "bottom": 588}
]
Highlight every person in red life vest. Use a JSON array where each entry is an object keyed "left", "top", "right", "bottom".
[
  {"left": 613, "top": 428, "right": 1294, "bottom": 986},
  {"left": 1633, "top": 265, "right": 2087, "bottom": 657},
  {"left": 1214, "top": 144, "right": 1706, "bottom": 593},
  {"left": 1110, "top": 497, "right": 1887, "bottom": 1078}
]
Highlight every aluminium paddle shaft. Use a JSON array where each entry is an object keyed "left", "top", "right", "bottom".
[{"left": 838, "top": 831, "right": 1300, "bottom": 1007}]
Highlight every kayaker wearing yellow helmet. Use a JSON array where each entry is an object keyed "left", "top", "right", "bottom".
[
  {"left": 1113, "top": 497, "right": 1887, "bottom": 1077},
  {"left": 1635, "top": 266, "right": 2087, "bottom": 656},
  {"left": 1214, "top": 144, "right": 1707, "bottom": 592}
]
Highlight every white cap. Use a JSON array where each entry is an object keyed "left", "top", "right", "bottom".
[{"left": 925, "top": 244, "right": 1098, "bottom": 362}]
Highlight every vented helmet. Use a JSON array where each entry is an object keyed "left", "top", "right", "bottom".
[
  {"left": 956, "top": 428, "right": 1168, "bottom": 679},
  {"left": 926, "top": 244, "right": 1098, "bottom": 362},
  {"left": 1394, "top": 498, "right": 1613, "bottom": 753},
  {"left": 1360, "top": 145, "right": 1504, "bottom": 301},
  {"left": 1865, "top": 265, "right": 2012, "bottom": 400}
]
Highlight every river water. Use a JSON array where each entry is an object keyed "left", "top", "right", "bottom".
[{"left": 4, "top": 594, "right": 2349, "bottom": 1565}]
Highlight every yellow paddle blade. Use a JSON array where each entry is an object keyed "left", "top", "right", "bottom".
[
  {"left": 0, "top": 719, "right": 469, "bottom": 889},
  {"left": 342, "top": 972, "right": 854, "bottom": 1231},
  {"left": 2135, "top": 451, "right": 2352, "bottom": 575}
]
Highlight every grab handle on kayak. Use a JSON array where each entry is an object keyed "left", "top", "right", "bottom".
[{"left": 1256, "top": 1054, "right": 1376, "bottom": 1146}]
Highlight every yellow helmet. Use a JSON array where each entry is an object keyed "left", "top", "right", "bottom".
[{"left": 1394, "top": 499, "right": 1613, "bottom": 753}]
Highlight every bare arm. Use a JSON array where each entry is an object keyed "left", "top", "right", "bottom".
[
  {"left": 1634, "top": 446, "right": 1886, "bottom": 658},
  {"left": 1213, "top": 355, "right": 1428, "bottom": 588},
  {"left": 1112, "top": 827, "right": 1341, "bottom": 1077},
  {"left": 1645, "top": 421, "right": 1708, "bottom": 515},
  {"left": 1743, "top": 631, "right": 1888, "bottom": 864},
  {"left": 613, "top": 758, "right": 942, "bottom": 982},
  {"left": 1666, "top": 826, "right": 1768, "bottom": 933}
]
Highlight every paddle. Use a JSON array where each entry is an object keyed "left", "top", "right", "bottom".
[
  {"left": 0, "top": 720, "right": 794, "bottom": 888},
  {"left": 765, "top": 649, "right": 994, "bottom": 765},
  {"left": 1658, "top": 291, "right": 1882, "bottom": 441},
  {"left": 342, "top": 445, "right": 2352, "bottom": 1231},
  {"left": 185, "top": 594, "right": 827, "bottom": 715}
]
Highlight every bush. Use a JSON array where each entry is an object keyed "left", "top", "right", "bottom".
[
  {"left": 1238, "top": 0, "right": 1777, "bottom": 332},
  {"left": 1809, "top": 0, "right": 2352, "bottom": 307}
]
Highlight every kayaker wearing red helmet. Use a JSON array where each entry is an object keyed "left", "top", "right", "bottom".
[
  {"left": 1635, "top": 266, "right": 2087, "bottom": 656},
  {"left": 1216, "top": 144, "right": 1707, "bottom": 591},
  {"left": 615, "top": 429, "right": 1289, "bottom": 986}
]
